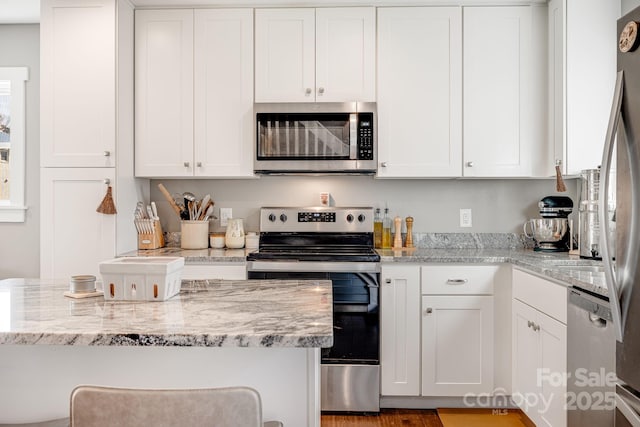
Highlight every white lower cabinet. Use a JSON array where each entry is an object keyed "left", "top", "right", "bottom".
[
  {"left": 421, "top": 295, "right": 494, "bottom": 396},
  {"left": 512, "top": 269, "right": 567, "bottom": 427},
  {"left": 40, "top": 168, "right": 117, "bottom": 280},
  {"left": 381, "top": 264, "right": 497, "bottom": 398},
  {"left": 380, "top": 264, "right": 421, "bottom": 396}
]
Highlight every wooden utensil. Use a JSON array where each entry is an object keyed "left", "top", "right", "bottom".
[
  {"left": 158, "top": 183, "right": 182, "bottom": 218},
  {"left": 393, "top": 216, "right": 403, "bottom": 249}
]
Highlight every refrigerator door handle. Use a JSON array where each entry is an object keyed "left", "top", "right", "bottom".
[
  {"left": 617, "top": 392, "right": 640, "bottom": 427},
  {"left": 600, "top": 70, "right": 625, "bottom": 342}
]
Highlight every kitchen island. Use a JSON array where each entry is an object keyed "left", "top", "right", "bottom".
[{"left": 0, "top": 278, "right": 332, "bottom": 426}]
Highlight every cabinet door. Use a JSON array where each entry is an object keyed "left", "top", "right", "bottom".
[
  {"left": 135, "top": 9, "right": 194, "bottom": 177},
  {"left": 463, "top": 7, "right": 532, "bottom": 177},
  {"left": 41, "top": 0, "right": 116, "bottom": 167},
  {"left": 538, "top": 312, "right": 567, "bottom": 427},
  {"left": 377, "top": 7, "right": 462, "bottom": 177},
  {"left": 380, "top": 265, "right": 421, "bottom": 396},
  {"left": 422, "top": 295, "right": 494, "bottom": 396},
  {"left": 512, "top": 299, "right": 542, "bottom": 421},
  {"left": 194, "top": 9, "right": 254, "bottom": 178},
  {"left": 255, "top": 8, "right": 315, "bottom": 103},
  {"left": 40, "top": 168, "right": 116, "bottom": 280},
  {"left": 315, "top": 7, "right": 375, "bottom": 102}
]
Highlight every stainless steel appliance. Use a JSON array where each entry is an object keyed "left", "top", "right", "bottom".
[
  {"left": 254, "top": 103, "right": 376, "bottom": 174},
  {"left": 580, "top": 168, "right": 616, "bottom": 260},
  {"left": 246, "top": 206, "right": 381, "bottom": 413},
  {"left": 523, "top": 196, "right": 573, "bottom": 252},
  {"left": 567, "top": 287, "right": 615, "bottom": 427},
  {"left": 580, "top": 168, "right": 603, "bottom": 259},
  {"left": 600, "top": 7, "right": 640, "bottom": 426}
]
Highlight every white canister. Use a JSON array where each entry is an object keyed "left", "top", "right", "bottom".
[
  {"left": 225, "top": 218, "right": 245, "bottom": 249},
  {"left": 181, "top": 220, "right": 209, "bottom": 249},
  {"left": 245, "top": 232, "right": 259, "bottom": 249},
  {"left": 209, "top": 233, "right": 225, "bottom": 248}
]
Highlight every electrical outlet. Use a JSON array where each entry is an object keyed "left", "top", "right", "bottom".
[
  {"left": 460, "top": 209, "right": 472, "bottom": 228},
  {"left": 220, "top": 208, "right": 233, "bottom": 227}
]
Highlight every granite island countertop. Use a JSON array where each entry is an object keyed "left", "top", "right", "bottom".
[
  {"left": 378, "top": 247, "right": 608, "bottom": 297},
  {"left": 0, "top": 278, "right": 333, "bottom": 347}
]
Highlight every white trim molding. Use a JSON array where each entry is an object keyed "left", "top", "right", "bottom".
[{"left": 0, "top": 67, "right": 29, "bottom": 223}]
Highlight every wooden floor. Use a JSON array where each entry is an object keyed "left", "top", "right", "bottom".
[{"left": 321, "top": 409, "right": 444, "bottom": 427}]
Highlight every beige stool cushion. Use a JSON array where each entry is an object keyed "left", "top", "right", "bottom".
[{"left": 70, "top": 385, "right": 281, "bottom": 427}]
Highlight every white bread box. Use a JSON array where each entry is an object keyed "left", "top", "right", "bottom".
[{"left": 99, "top": 257, "right": 185, "bottom": 301}]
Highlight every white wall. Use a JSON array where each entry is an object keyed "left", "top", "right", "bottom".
[
  {"left": 622, "top": 0, "right": 640, "bottom": 15},
  {"left": 150, "top": 177, "right": 579, "bottom": 235},
  {"left": 0, "top": 25, "right": 39, "bottom": 279}
]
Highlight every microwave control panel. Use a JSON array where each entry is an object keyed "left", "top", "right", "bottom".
[{"left": 357, "top": 113, "right": 374, "bottom": 160}]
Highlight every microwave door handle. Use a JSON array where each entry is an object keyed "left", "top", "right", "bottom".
[
  {"left": 350, "top": 114, "right": 358, "bottom": 159},
  {"left": 600, "top": 69, "right": 624, "bottom": 342}
]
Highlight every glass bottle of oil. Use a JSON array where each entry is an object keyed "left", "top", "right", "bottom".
[
  {"left": 382, "top": 208, "right": 392, "bottom": 249},
  {"left": 374, "top": 208, "right": 383, "bottom": 248}
]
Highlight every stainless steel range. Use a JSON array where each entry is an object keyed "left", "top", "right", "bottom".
[{"left": 247, "top": 206, "right": 381, "bottom": 413}]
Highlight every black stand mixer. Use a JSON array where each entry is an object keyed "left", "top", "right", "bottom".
[{"left": 523, "top": 196, "right": 574, "bottom": 252}]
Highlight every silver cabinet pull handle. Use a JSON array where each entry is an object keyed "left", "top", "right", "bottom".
[
  {"left": 532, "top": 323, "right": 540, "bottom": 332},
  {"left": 527, "top": 320, "right": 533, "bottom": 328},
  {"left": 380, "top": 162, "right": 388, "bottom": 168},
  {"left": 196, "top": 162, "right": 202, "bottom": 167},
  {"left": 425, "top": 308, "right": 433, "bottom": 315},
  {"left": 446, "top": 279, "right": 468, "bottom": 285},
  {"left": 318, "top": 87, "right": 325, "bottom": 95},
  {"left": 385, "top": 278, "right": 392, "bottom": 284},
  {"left": 103, "top": 178, "right": 110, "bottom": 185},
  {"left": 184, "top": 162, "right": 190, "bottom": 167},
  {"left": 104, "top": 150, "right": 111, "bottom": 157},
  {"left": 305, "top": 88, "right": 312, "bottom": 95},
  {"left": 466, "top": 161, "right": 474, "bottom": 167}
]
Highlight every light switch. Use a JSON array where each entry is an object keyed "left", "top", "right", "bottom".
[{"left": 460, "top": 209, "right": 472, "bottom": 228}]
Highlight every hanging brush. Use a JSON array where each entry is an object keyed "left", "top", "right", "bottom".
[
  {"left": 555, "top": 159, "right": 567, "bottom": 193},
  {"left": 96, "top": 179, "right": 117, "bottom": 215}
]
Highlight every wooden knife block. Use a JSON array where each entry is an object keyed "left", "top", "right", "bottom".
[{"left": 138, "top": 220, "right": 165, "bottom": 250}]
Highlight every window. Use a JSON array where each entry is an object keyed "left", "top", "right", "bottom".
[{"left": 0, "top": 67, "right": 28, "bottom": 222}]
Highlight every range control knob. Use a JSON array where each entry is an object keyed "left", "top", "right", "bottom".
[
  {"left": 358, "top": 214, "right": 366, "bottom": 222},
  {"left": 280, "top": 214, "right": 288, "bottom": 222},
  {"left": 268, "top": 213, "right": 277, "bottom": 222},
  {"left": 346, "top": 214, "right": 354, "bottom": 223}
]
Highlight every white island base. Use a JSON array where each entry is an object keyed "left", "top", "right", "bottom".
[{"left": 0, "top": 345, "right": 320, "bottom": 426}]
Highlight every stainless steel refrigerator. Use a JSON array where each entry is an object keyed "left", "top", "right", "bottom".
[{"left": 601, "top": 6, "right": 640, "bottom": 426}]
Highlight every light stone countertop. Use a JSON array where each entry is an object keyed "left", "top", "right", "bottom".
[
  {"left": 123, "top": 245, "right": 608, "bottom": 297},
  {"left": 0, "top": 278, "right": 333, "bottom": 347},
  {"left": 377, "top": 248, "right": 608, "bottom": 297}
]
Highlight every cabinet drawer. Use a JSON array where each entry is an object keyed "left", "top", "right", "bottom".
[
  {"left": 182, "top": 264, "right": 247, "bottom": 281},
  {"left": 421, "top": 265, "right": 498, "bottom": 295},
  {"left": 512, "top": 268, "right": 567, "bottom": 324}
]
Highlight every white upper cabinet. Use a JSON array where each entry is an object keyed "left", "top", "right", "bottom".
[
  {"left": 194, "top": 9, "right": 254, "bottom": 177},
  {"left": 255, "top": 7, "right": 375, "bottom": 103},
  {"left": 41, "top": 0, "right": 116, "bottom": 167},
  {"left": 463, "top": 6, "right": 535, "bottom": 177},
  {"left": 377, "top": 7, "right": 462, "bottom": 177},
  {"left": 135, "top": 9, "right": 194, "bottom": 177},
  {"left": 135, "top": 9, "right": 254, "bottom": 178},
  {"left": 255, "top": 8, "right": 315, "bottom": 103},
  {"left": 377, "top": 5, "right": 545, "bottom": 178},
  {"left": 549, "top": 0, "right": 620, "bottom": 176}
]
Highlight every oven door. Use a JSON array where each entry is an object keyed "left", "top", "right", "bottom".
[{"left": 247, "top": 262, "right": 381, "bottom": 412}]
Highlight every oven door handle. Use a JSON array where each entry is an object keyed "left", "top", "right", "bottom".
[{"left": 247, "top": 261, "right": 380, "bottom": 273}]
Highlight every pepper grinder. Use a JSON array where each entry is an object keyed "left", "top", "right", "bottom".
[
  {"left": 405, "top": 216, "right": 414, "bottom": 248},
  {"left": 393, "top": 216, "right": 403, "bottom": 249}
]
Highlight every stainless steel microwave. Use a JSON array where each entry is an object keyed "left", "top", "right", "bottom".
[{"left": 254, "top": 103, "right": 376, "bottom": 174}]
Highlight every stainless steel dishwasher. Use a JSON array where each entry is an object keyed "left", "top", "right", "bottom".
[{"left": 567, "top": 286, "right": 615, "bottom": 427}]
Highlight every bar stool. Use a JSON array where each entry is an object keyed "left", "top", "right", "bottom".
[{"left": 70, "top": 385, "right": 283, "bottom": 427}]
